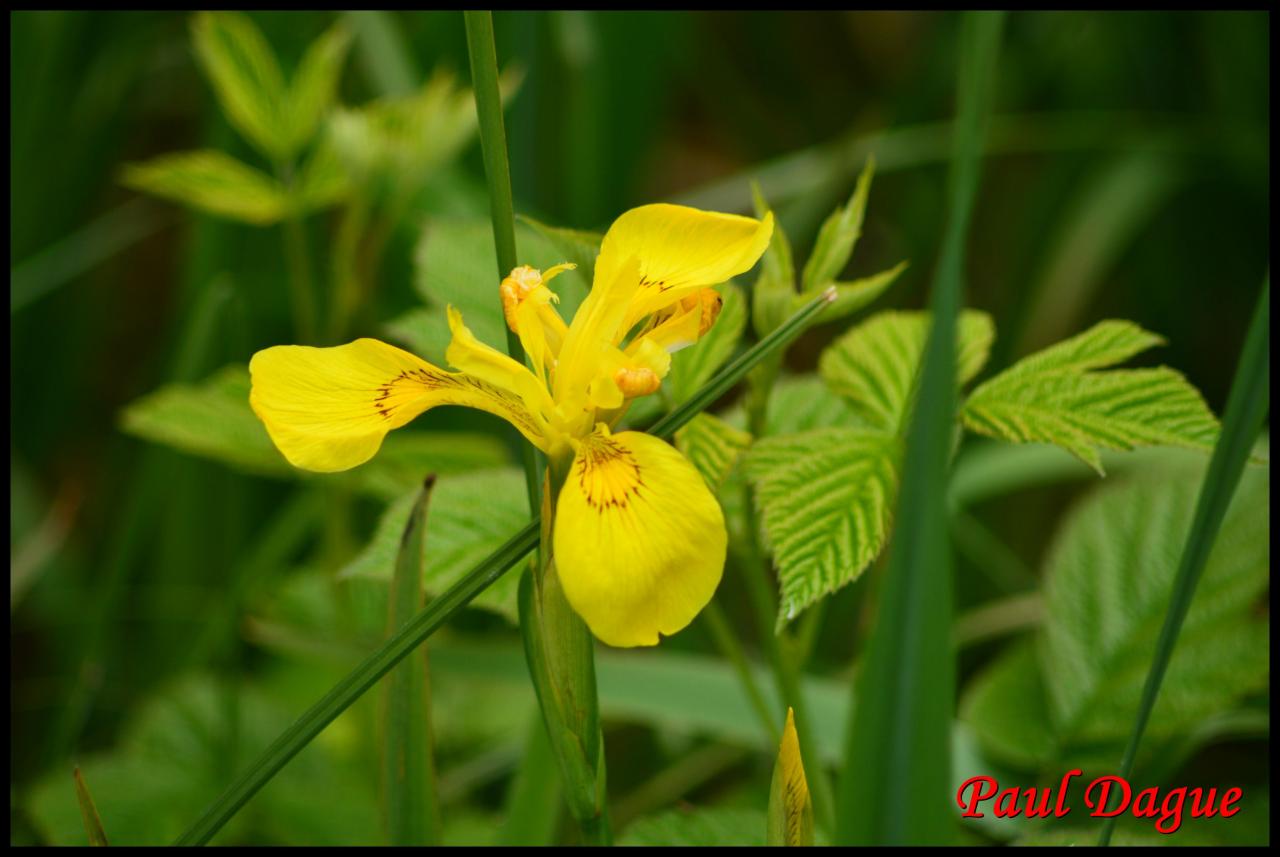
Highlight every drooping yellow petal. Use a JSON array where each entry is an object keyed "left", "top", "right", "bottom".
[
  {"left": 249, "top": 338, "right": 548, "bottom": 472},
  {"left": 552, "top": 425, "right": 727, "bottom": 647},
  {"left": 593, "top": 204, "right": 773, "bottom": 331},
  {"left": 445, "top": 306, "right": 559, "bottom": 436}
]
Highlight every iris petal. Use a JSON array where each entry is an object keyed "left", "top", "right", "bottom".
[{"left": 553, "top": 425, "right": 727, "bottom": 647}]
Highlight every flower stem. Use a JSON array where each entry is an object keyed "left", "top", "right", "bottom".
[
  {"left": 700, "top": 600, "right": 780, "bottom": 745},
  {"left": 276, "top": 160, "right": 319, "bottom": 343}
]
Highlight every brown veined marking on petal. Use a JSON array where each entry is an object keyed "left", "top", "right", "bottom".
[
  {"left": 372, "top": 367, "right": 541, "bottom": 437},
  {"left": 638, "top": 273, "right": 670, "bottom": 293},
  {"left": 576, "top": 433, "right": 646, "bottom": 512}
]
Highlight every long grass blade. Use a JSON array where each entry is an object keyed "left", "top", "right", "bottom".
[
  {"left": 171, "top": 286, "right": 835, "bottom": 846},
  {"left": 835, "top": 12, "right": 1003, "bottom": 846},
  {"left": 1097, "top": 276, "right": 1269, "bottom": 846},
  {"left": 73, "top": 767, "right": 109, "bottom": 846},
  {"left": 384, "top": 477, "right": 442, "bottom": 845},
  {"left": 496, "top": 712, "right": 564, "bottom": 845}
]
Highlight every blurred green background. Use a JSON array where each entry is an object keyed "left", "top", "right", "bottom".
[{"left": 10, "top": 10, "right": 1269, "bottom": 845}]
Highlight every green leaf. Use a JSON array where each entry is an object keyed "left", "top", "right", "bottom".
[
  {"left": 801, "top": 155, "right": 874, "bottom": 292},
  {"left": 340, "top": 469, "right": 528, "bottom": 622},
  {"left": 674, "top": 413, "right": 753, "bottom": 489},
  {"left": 120, "top": 150, "right": 291, "bottom": 225},
  {"left": 621, "top": 808, "right": 766, "bottom": 847},
  {"left": 190, "top": 11, "right": 290, "bottom": 161},
  {"left": 961, "top": 320, "right": 1220, "bottom": 474},
  {"left": 762, "top": 374, "right": 860, "bottom": 436},
  {"left": 669, "top": 281, "right": 747, "bottom": 404},
  {"left": 292, "top": 134, "right": 350, "bottom": 214},
  {"left": 118, "top": 365, "right": 507, "bottom": 495},
  {"left": 961, "top": 457, "right": 1269, "bottom": 770},
  {"left": 819, "top": 309, "right": 995, "bottom": 434},
  {"left": 804, "top": 260, "right": 907, "bottom": 326},
  {"left": 750, "top": 181, "right": 796, "bottom": 338},
  {"left": 285, "top": 21, "right": 352, "bottom": 154},
  {"left": 743, "top": 428, "right": 901, "bottom": 627},
  {"left": 517, "top": 214, "right": 603, "bottom": 286},
  {"left": 384, "top": 481, "right": 441, "bottom": 845},
  {"left": 394, "top": 219, "right": 590, "bottom": 364},
  {"left": 767, "top": 709, "right": 814, "bottom": 846}
]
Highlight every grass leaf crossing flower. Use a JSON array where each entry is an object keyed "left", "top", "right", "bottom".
[{"left": 250, "top": 203, "right": 772, "bottom": 646}]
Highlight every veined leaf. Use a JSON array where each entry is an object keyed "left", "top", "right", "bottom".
[
  {"left": 670, "top": 281, "right": 747, "bottom": 404},
  {"left": 961, "top": 457, "right": 1269, "bottom": 770},
  {"left": 961, "top": 320, "right": 1219, "bottom": 473},
  {"left": 120, "top": 150, "right": 290, "bottom": 225},
  {"left": 675, "top": 413, "right": 753, "bottom": 489},
  {"left": 191, "top": 12, "right": 289, "bottom": 161},
  {"left": 819, "top": 310, "right": 995, "bottom": 435},
  {"left": 801, "top": 155, "right": 876, "bottom": 292},
  {"left": 762, "top": 374, "right": 861, "bottom": 435},
  {"left": 767, "top": 708, "right": 814, "bottom": 847},
  {"left": 285, "top": 21, "right": 352, "bottom": 153},
  {"left": 339, "top": 469, "right": 529, "bottom": 622},
  {"left": 743, "top": 428, "right": 901, "bottom": 627}
]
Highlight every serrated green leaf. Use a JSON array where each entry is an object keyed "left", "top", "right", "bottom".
[
  {"left": 397, "top": 219, "right": 590, "bottom": 364},
  {"left": 675, "top": 413, "right": 753, "bottom": 489},
  {"left": 743, "top": 428, "right": 901, "bottom": 627},
  {"left": 762, "top": 374, "right": 861, "bottom": 435},
  {"left": 1041, "top": 461, "right": 1269, "bottom": 750},
  {"left": 620, "top": 808, "right": 767, "bottom": 847},
  {"left": 750, "top": 181, "right": 796, "bottom": 338},
  {"left": 961, "top": 458, "right": 1269, "bottom": 771},
  {"left": 670, "top": 281, "right": 747, "bottom": 404},
  {"left": 285, "top": 21, "right": 351, "bottom": 153},
  {"left": 120, "top": 150, "right": 291, "bottom": 225},
  {"left": 118, "top": 366, "right": 507, "bottom": 495},
  {"left": 819, "top": 309, "right": 995, "bottom": 434},
  {"left": 801, "top": 155, "right": 874, "bottom": 292},
  {"left": 962, "top": 320, "right": 1220, "bottom": 474},
  {"left": 339, "top": 469, "right": 528, "bottom": 622},
  {"left": 517, "top": 214, "right": 603, "bottom": 286},
  {"left": 191, "top": 11, "right": 290, "bottom": 161}
]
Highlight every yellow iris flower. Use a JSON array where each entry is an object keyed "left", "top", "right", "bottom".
[{"left": 249, "top": 203, "right": 773, "bottom": 646}]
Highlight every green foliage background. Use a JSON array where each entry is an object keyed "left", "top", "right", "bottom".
[{"left": 9, "top": 10, "right": 1269, "bottom": 846}]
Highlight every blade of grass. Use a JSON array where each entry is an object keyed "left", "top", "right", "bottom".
[
  {"left": 72, "top": 767, "right": 109, "bottom": 846},
  {"left": 172, "top": 287, "right": 837, "bottom": 846},
  {"left": 384, "top": 477, "right": 442, "bottom": 845},
  {"left": 836, "top": 12, "right": 1003, "bottom": 846},
  {"left": 465, "top": 8, "right": 540, "bottom": 516},
  {"left": 345, "top": 11, "right": 417, "bottom": 97},
  {"left": 1097, "top": 276, "right": 1269, "bottom": 847}
]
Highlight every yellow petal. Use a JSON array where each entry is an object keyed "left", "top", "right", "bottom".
[
  {"left": 249, "top": 338, "right": 548, "bottom": 472},
  {"left": 552, "top": 426, "right": 727, "bottom": 647},
  {"left": 594, "top": 203, "right": 773, "bottom": 330},
  {"left": 445, "top": 306, "right": 558, "bottom": 431}
]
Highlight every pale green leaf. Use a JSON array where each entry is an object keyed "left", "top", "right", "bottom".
[
  {"left": 819, "top": 309, "right": 995, "bottom": 434},
  {"left": 802, "top": 260, "right": 907, "bottom": 326},
  {"left": 674, "top": 413, "right": 753, "bottom": 489},
  {"left": 620, "top": 808, "right": 766, "bottom": 847},
  {"left": 750, "top": 181, "right": 796, "bottom": 338},
  {"left": 962, "top": 320, "right": 1220, "bottom": 474},
  {"left": 120, "top": 150, "right": 291, "bottom": 225},
  {"left": 957, "top": 640, "right": 1057, "bottom": 770},
  {"left": 291, "top": 135, "right": 350, "bottom": 214},
  {"left": 190, "top": 11, "right": 290, "bottom": 161},
  {"left": 763, "top": 374, "right": 861, "bottom": 435},
  {"left": 516, "top": 214, "right": 603, "bottom": 286},
  {"left": 285, "top": 21, "right": 352, "bottom": 153},
  {"left": 397, "top": 219, "right": 590, "bottom": 364},
  {"left": 670, "top": 281, "right": 747, "bottom": 404},
  {"left": 801, "top": 155, "right": 874, "bottom": 292},
  {"left": 339, "top": 469, "right": 529, "bottom": 622},
  {"left": 743, "top": 428, "right": 901, "bottom": 627}
]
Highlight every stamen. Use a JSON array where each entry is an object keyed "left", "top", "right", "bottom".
[{"left": 614, "top": 366, "right": 661, "bottom": 398}]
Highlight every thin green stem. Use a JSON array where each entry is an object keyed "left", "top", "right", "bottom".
[
  {"left": 1097, "top": 277, "right": 1269, "bottom": 847},
  {"left": 277, "top": 162, "right": 318, "bottom": 343},
  {"left": 464, "top": 9, "right": 540, "bottom": 516},
  {"left": 172, "top": 290, "right": 833, "bottom": 846},
  {"left": 700, "top": 600, "right": 780, "bottom": 744}
]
